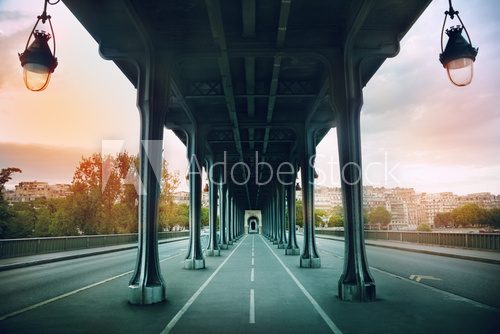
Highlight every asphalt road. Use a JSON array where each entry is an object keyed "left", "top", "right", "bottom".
[
  {"left": 314, "top": 237, "right": 500, "bottom": 309},
  {"left": 0, "top": 240, "right": 189, "bottom": 317},
  {"left": 0, "top": 235, "right": 498, "bottom": 333}
]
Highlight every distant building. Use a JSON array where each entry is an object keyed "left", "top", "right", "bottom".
[
  {"left": 295, "top": 185, "right": 499, "bottom": 230},
  {"left": 5, "top": 181, "right": 72, "bottom": 202}
]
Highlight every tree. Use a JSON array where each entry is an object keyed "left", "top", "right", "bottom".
[
  {"left": 434, "top": 212, "right": 454, "bottom": 228},
  {"left": 451, "top": 203, "right": 486, "bottom": 227},
  {"left": 0, "top": 167, "right": 23, "bottom": 238},
  {"left": 295, "top": 200, "right": 303, "bottom": 228},
  {"left": 329, "top": 205, "right": 344, "bottom": 227},
  {"left": 485, "top": 208, "right": 500, "bottom": 228},
  {"left": 367, "top": 206, "right": 391, "bottom": 227},
  {"left": 0, "top": 168, "right": 21, "bottom": 186},
  {"left": 417, "top": 223, "right": 432, "bottom": 232},
  {"left": 158, "top": 161, "right": 181, "bottom": 231},
  {"left": 0, "top": 167, "right": 22, "bottom": 194},
  {"left": 314, "top": 208, "right": 329, "bottom": 227}
]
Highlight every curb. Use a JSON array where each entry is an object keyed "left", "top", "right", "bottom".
[
  {"left": 0, "top": 237, "right": 189, "bottom": 272},
  {"left": 315, "top": 235, "right": 500, "bottom": 266}
]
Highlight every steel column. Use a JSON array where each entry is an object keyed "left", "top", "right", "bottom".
[
  {"left": 219, "top": 181, "right": 229, "bottom": 249},
  {"left": 336, "top": 98, "right": 375, "bottom": 301},
  {"left": 205, "top": 160, "right": 220, "bottom": 256},
  {"left": 184, "top": 129, "right": 206, "bottom": 269},
  {"left": 285, "top": 175, "right": 300, "bottom": 255},
  {"left": 299, "top": 154, "right": 321, "bottom": 268},
  {"left": 128, "top": 60, "right": 168, "bottom": 305}
]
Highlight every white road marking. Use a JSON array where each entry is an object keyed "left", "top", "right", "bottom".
[
  {"left": 409, "top": 274, "right": 442, "bottom": 283},
  {"left": 251, "top": 258, "right": 254, "bottom": 266},
  {"left": 161, "top": 235, "right": 248, "bottom": 333},
  {"left": 249, "top": 289, "right": 255, "bottom": 324},
  {"left": 369, "top": 267, "right": 497, "bottom": 311},
  {"left": 319, "top": 237, "right": 497, "bottom": 312},
  {"left": 261, "top": 236, "right": 343, "bottom": 334},
  {"left": 251, "top": 268, "right": 254, "bottom": 282},
  {"left": 252, "top": 251, "right": 254, "bottom": 257},
  {"left": 0, "top": 253, "right": 183, "bottom": 321}
]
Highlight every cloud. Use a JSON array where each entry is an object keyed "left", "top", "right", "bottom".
[{"left": 0, "top": 10, "right": 28, "bottom": 22}]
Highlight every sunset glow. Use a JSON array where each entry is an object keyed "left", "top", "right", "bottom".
[{"left": 1, "top": 0, "right": 499, "bottom": 195}]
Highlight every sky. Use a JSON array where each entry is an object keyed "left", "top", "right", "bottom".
[{"left": 0, "top": 0, "right": 499, "bottom": 195}]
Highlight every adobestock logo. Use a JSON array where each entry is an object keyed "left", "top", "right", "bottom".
[{"left": 100, "top": 140, "right": 401, "bottom": 195}]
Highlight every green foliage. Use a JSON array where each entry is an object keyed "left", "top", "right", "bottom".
[
  {"left": 416, "top": 223, "right": 432, "bottom": 232},
  {"left": 367, "top": 206, "right": 391, "bottom": 226},
  {"left": 434, "top": 212, "right": 454, "bottom": 228},
  {"left": 451, "top": 203, "right": 484, "bottom": 227},
  {"left": 295, "top": 200, "right": 303, "bottom": 228},
  {"left": 201, "top": 207, "right": 209, "bottom": 227},
  {"left": 329, "top": 205, "right": 344, "bottom": 227},
  {"left": 434, "top": 204, "right": 500, "bottom": 228},
  {"left": 0, "top": 153, "right": 186, "bottom": 238},
  {"left": 0, "top": 167, "right": 22, "bottom": 195}
]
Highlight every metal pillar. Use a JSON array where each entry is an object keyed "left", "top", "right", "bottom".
[
  {"left": 219, "top": 181, "right": 229, "bottom": 249},
  {"left": 300, "top": 152, "right": 320, "bottom": 268},
  {"left": 285, "top": 174, "right": 300, "bottom": 255},
  {"left": 205, "top": 160, "right": 220, "bottom": 256},
  {"left": 128, "top": 60, "right": 168, "bottom": 305},
  {"left": 231, "top": 200, "right": 237, "bottom": 242},
  {"left": 276, "top": 184, "right": 285, "bottom": 249},
  {"left": 226, "top": 191, "right": 233, "bottom": 245},
  {"left": 336, "top": 98, "right": 375, "bottom": 301},
  {"left": 272, "top": 193, "right": 278, "bottom": 244},
  {"left": 328, "top": 46, "right": 376, "bottom": 300},
  {"left": 184, "top": 129, "right": 205, "bottom": 270}
]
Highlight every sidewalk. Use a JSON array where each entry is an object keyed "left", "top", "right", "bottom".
[
  {"left": 315, "top": 234, "right": 500, "bottom": 265},
  {"left": 0, "top": 236, "right": 189, "bottom": 272}
]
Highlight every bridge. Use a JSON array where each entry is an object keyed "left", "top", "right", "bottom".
[
  {"left": 56, "top": 0, "right": 439, "bottom": 305},
  {"left": 0, "top": 234, "right": 499, "bottom": 333},
  {"left": 2, "top": 0, "right": 499, "bottom": 332}
]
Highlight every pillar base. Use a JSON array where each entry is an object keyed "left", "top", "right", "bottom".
[
  {"left": 277, "top": 242, "right": 285, "bottom": 249},
  {"left": 128, "top": 284, "right": 166, "bottom": 305},
  {"left": 285, "top": 247, "right": 300, "bottom": 255},
  {"left": 228, "top": 240, "right": 233, "bottom": 245},
  {"left": 205, "top": 249, "right": 220, "bottom": 256},
  {"left": 338, "top": 280, "right": 376, "bottom": 302},
  {"left": 272, "top": 240, "right": 278, "bottom": 245},
  {"left": 299, "top": 256, "right": 321, "bottom": 268},
  {"left": 219, "top": 244, "right": 228, "bottom": 250},
  {"left": 184, "top": 258, "right": 205, "bottom": 270}
]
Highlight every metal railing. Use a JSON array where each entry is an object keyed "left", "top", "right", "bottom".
[
  {"left": 315, "top": 229, "right": 500, "bottom": 252},
  {"left": 0, "top": 231, "right": 189, "bottom": 259}
]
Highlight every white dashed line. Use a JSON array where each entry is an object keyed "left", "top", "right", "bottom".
[
  {"left": 251, "top": 268, "right": 254, "bottom": 282},
  {"left": 249, "top": 289, "right": 255, "bottom": 324},
  {"left": 251, "top": 258, "right": 254, "bottom": 266}
]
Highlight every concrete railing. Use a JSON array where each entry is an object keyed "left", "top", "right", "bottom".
[
  {"left": 315, "top": 229, "right": 500, "bottom": 252},
  {"left": 0, "top": 231, "right": 189, "bottom": 259}
]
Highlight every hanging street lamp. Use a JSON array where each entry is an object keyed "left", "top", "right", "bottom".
[
  {"left": 439, "top": 0, "right": 478, "bottom": 87},
  {"left": 18, "top": 0, "right": 60, "bottom": 91}
]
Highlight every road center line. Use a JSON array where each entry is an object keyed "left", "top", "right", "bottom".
[
  {"left": 161, "top": 235, "right": 248, "bottom": 334},
  {"left": 251, "top": 268, "right": 254, "bottom": 282},
  {"left": 0, "top": 253, "right": 183, "bottom": 321},
  {"left": 261, "top": 236, "right": 343, "bottom": 334},
  {"left": 249, "top": 289, "right": 255, "bottom": 324}
]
